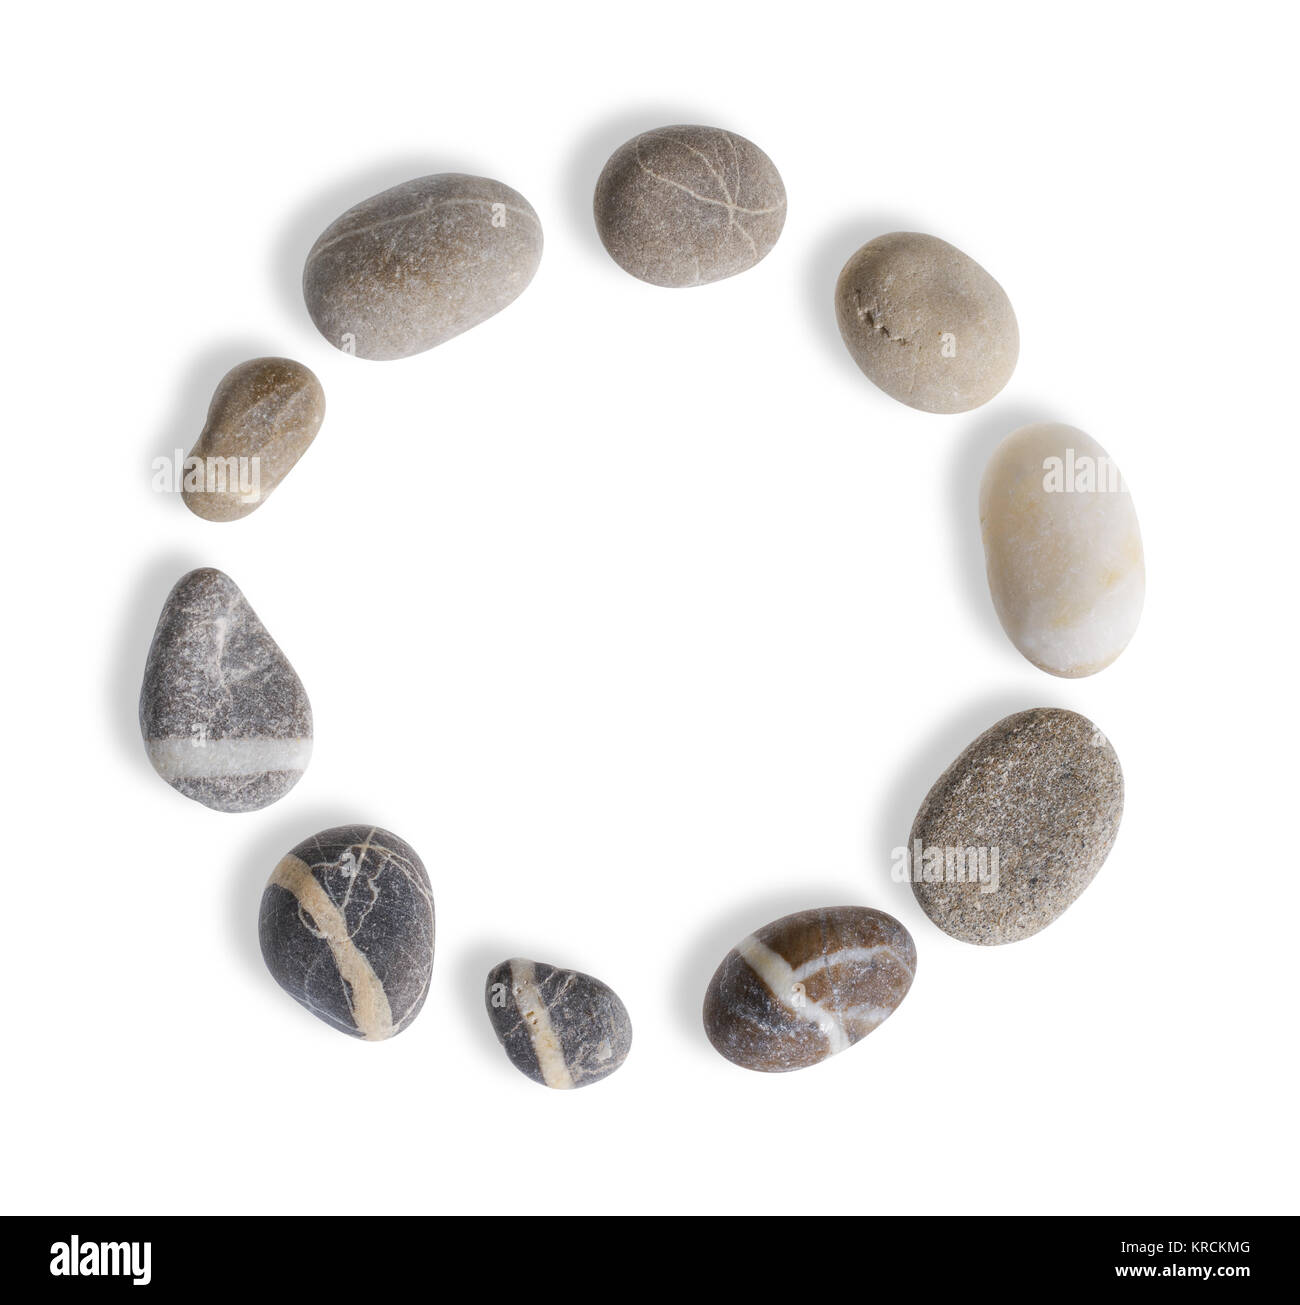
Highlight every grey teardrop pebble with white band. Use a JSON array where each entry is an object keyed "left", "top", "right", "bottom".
[
  {"left": 138, "top": 567, "right": 311, "bottom": 812},
  {"left": 485, "top": 958, "right": 632, "bottom": 1089}
]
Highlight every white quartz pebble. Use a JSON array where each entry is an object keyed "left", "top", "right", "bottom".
[{"left": 979, "top": 422, "right": 1144, "bottom": 677}]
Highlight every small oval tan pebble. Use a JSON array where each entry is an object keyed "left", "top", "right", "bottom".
[
  {"left": 703, "top": 906, "right": 915, "bottom": 1073},
  {"left": 303, "top": 172, "right": 543, "bottom": 360},
  {"left": 593, "top": 124, "right": 786, "bottom": 287},
  {"left": 980, "top": 422, "right": 1144, "bottom": 677},
  {"left": 181, "top": 358, "right": 324, "bottom": 522},
  {"left": 834, "top": 231, "right": 1018, "bottom": 413},
  {"left": 909, "top": 707, "right": 1124, "bottom": 945}
]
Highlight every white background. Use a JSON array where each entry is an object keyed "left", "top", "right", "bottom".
[{"left": 3, "top": 1, "right": 1296, "bottom": 1217}]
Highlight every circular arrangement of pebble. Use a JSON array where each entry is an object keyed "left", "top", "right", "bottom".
[{"left": 139, "top": 119, "right": 1145, "bottom": 1082}]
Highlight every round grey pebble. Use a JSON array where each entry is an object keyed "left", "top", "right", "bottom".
[
  {"left": 259, "top": 825, "right": 435, "bottom": 1040},
  {"left": 303, "top": 172, "right": 543, "bottom": 360},
  {"left": 593, "top": 124, "right": 786, "bottom": 287},
  {"left": 139, "top": 567, "right": 311, "bottom": 812},
  {"left": 485, "top": 958, "right": 632, "bottom": 1089},
  {"left": 834, "top": 231, "right": 1018, "bottom": 413},
  {"left": 909, "top": 708, "right": 1124, "bottom": 944}
]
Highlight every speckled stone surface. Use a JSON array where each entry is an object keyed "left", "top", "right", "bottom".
[
  {"left": 182, "top": 357, "right": 324, "bottom": 522},
  {"left": 981, "top": 422, "right": 1144, "bottom": 677},
  {"left": 485, "top": 958, "right": 632, "bottom": 1089},
  {"left": 259, "top": 825, "right": 434, "bottom": 1040},
  {"left": 834, "top": 231, "right": 1018, "bottom": 413},
  {"left": 303, "top": 173, "right": 543, "bottom": 360},
  {"left": 703, "top": 906, "right": 915, "bottom": 1073},
  {"left": 593, "top": 125, "right": 786, "bottom": 287},
  {"left": 139, "top": 568, "right": 311, "bottom": 812},
  {"left": 910, "top": 708, "right": 1123, "bottom": 944}
]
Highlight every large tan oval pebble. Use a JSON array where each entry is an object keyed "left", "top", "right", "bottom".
[
  {"left": 303, "top": 173, "right": 543, "bottom": 360},
  {"left": 834, "top": 232, "right": 1018, "bottom": 413},
  {"left": 980, "top": 422, "right": 1144, "bottom": 677},
  {"left": 182, "top": 358, "right": 324, "bottom": 522}
]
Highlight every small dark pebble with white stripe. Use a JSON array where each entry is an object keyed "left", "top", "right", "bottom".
[{"left": 485, "top": 958, "right": 632, "bottom": 1089}]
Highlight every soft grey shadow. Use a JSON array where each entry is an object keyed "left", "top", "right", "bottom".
[
  {"left": 228, "top": 802, "right": 371, "bottom": 977},
  {"left": 867, "top": 689, "right": 1049, "bottom": 904},
  {"left": 804, "top": 211, "right": 919, "bottom": 386},
  {"left": 147, "top": 338, "right": 282, "bottom": 467},
  {"left": 108, "top": 552, "right": 204, "bottom": 767},
  {"left": 671, "top": 884, "right": 855, "bottom": 1041},
  {"left": 268, "top": 153, "right": 482, "bottom": 329},
  {"left": 454, "top": 939, "right": 521, "bottom": 1065},
  {"left": 561, "top": 105, "right": 714, "bottom": 265},
  {"left": 947, "top": 399, "right": 1063, "bottom": 643}
]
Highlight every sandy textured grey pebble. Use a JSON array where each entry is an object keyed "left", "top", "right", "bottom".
[
  {"left": 593, "top": 124, "right": 786, "bottom": 287},
  {"left": 182, "top": 357, "right": 325, "bottom": 521},
  {"left": 834, "top": 231, "right": 1018, "bottom": 413},
  {"left": 303, "top": 172, "right": 543, "bottom": 360},
  {"left": 259, "top": 825, "right": 434, "bottom": 1040},
  {"left": 909, "top": 708, "right": 1123, "bottom": 944},
  {"left": 485, "top": 958, "right": 632, "bottom": 1089},
  {"left": 703, "top": 906, "right": 915, "bottom": 1073},
  {"left": 139, "top": 568, "right": 311, "bottom": 812}
]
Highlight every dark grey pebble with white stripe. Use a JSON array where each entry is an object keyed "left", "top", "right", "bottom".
[
  {"left": 139, "top": 568, "right": 311, "bottom": 812},
  {"left": 485, "top": 958, "right": 632, "bottom": 1089},
  {"left": 259, "top": 825, "right": 435, "bottom": 1040}
]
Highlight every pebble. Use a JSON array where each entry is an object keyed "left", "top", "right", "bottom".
[
  {"left": 138, "top": 568, "right": 311, "bottom": 812},
  {"left": 485, "top": 958, "right": 632, "bottom": 1089},
  {"left": 702, "top": 906, "right": 915, "bottom": 1073},
  {"left": 834, "top": 231, "right": 1018, "bottom": 412},
  {"left": 259, "top": 825, "right": 435, "bottom": 1040},
  {"left": 593, "top": 124, "right": 786, "bottom": 287},
  {"left": 909, "top": 708, "right": 1124, "bottom": 945},
  {"left": 980, "top": 422, "right": 1144, "bottom": 677},
  {"left": 182, "top": 357, "right": 324, "bottom": 521},
  {"left": 303, "top": 172, "right": 543, "bottom": 360}
]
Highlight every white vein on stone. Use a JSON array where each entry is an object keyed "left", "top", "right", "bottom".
[
  {"left": 270, "top": 852, "right": 394, "bottom": 1041},
  {"left": 735, "top": 934, "right": 849, "bottom": 1054},
  {"left": 510, "top": 959, "right": 574, "bottom": 1089}
]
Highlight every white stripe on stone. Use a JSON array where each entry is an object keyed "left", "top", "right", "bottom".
[
  {"left": 269, "top": 854, "right": 394, "bottom": 1041},
  {"left": 147, "top": 736, "right": 312, "bottom": 779},
  {"left": 511, "top": 959, "right": 575, "bottom": 1089},
  {"left": 792, "top": 944, "right": 914, "bottom": 982},
  {"left": 736, "top": 934, "right": 849, "bottom": 1054}
]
